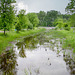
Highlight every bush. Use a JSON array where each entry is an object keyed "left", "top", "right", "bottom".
[
  {"left": 63, "top": 23, "right": 70, "bottom": 31},
  {"left": 27, "top": 24, "right": 33, "bottom": 29},
  {"left": 15, "top": 23, "right": 21, "bottom": 32}
]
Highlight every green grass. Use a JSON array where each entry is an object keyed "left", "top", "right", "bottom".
[
  {"left": 46, "top": 30, "right": 66, "bottom": 39},
  {"left": 46, "top": 29, "right": 75, "bottom": 53},
  {"left": 61, "top": 29, "right": 75, "bottom": 53},
  {"left": 0, "top": 28, "right": 46, "bottom": 54}
]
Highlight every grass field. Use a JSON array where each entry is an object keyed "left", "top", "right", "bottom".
[
  {"left": 47, "top": 28, "right": 75, "bottom": 53},
  {"left": 0, "top": 28, "right": 46, "bottom": 54}
]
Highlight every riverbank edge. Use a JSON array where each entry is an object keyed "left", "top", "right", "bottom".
[{"left": 0, "top": 28, "right": 46, "bottom": 54}]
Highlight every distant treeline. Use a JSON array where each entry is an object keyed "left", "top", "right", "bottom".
[{"left": 36, "top": 10, "right": 70, "bottom": 27}]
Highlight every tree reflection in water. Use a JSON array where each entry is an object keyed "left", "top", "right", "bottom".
[
  {"left": 16, "top": 36, "right": 39, "bottom": 58},
  {"left": 0, "top": 33, "right": 75, "bottom": 75},
  {"left": 0, "top": 49, "right": 17, "bottom": 75},
  {"left": 63, "top": 55, "right": 75, "bottom": 75},
  {"left": 16, "top": 34, "right": 49, "bottom": 58},
  {"left": 16, "top": 42, "right": 26, "bottom": 58}
]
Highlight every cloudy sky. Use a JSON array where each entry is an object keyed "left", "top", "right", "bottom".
[{"left": 16, "top": 0, "right": 69, "bottom": 14}]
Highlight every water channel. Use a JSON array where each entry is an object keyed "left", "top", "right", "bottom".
[{"left": 0, "top": 31, "right": 75, "bottom": 75}]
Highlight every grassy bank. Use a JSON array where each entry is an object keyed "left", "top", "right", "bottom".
[
  {"left": 0, "top": 28, "right": 46, "bottom": 53},
  {"left": 46, "top": 29, "right": 75, "bottom": 53}
]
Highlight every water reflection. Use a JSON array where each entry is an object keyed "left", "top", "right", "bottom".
[
  {"left": 0, "top": 49, "right": 17, "bottom": 75},
  {"left": 16, "top": 34, "right": 48, "bottom": 58},
  {"left": 0, "top": 33, "right": 75, "bottom": 75},
  {"left": 16, "top": 42, "right": 26, "bottom": 58},
  {"left": 16, "top": 34, "right": 75, "bottom": 75},
  {"left": 64, "top": 55, "right": 75, "bottom": 75}
]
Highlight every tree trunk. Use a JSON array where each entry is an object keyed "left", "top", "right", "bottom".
[{"left": 4, "top": 29, "right": 6, "bottom": 35}]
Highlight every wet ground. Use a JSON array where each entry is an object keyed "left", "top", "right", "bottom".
[{"left": 0, "top": 31, "right": 75, "bottom": 75}]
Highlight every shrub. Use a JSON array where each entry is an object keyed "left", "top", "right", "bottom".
[
  {"left": 15, "top": 23, "right": 21, "bottom": 32},
  {"left": 27, "top": 24, "right": 33, "bottom": 29},
  {"left": 63, "top": 23, "right": 70, "bottom": 31}
]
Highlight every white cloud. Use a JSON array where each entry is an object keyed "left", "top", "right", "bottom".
[{"left": 17, "top": 2, "right": 28, "bottom": 13}]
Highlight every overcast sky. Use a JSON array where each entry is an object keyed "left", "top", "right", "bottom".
[{"left": 16, "top": 0, "right": 69, "bottom": 14}]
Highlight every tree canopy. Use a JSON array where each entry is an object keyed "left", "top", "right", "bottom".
[
  {"left": 65, "top": 0, "right": 75, "bottom": 14},
  {"left": 0, "top": 0, "right": 16, "bottom": 34},
  {"left": 27, "top": 13, "right": 39, "bottom": 27}
]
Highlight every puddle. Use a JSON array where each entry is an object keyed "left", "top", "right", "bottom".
[{"left": 0, "top": 33, "right": 75, "bottom": 75}]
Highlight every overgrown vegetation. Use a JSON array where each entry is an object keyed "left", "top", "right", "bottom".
[
  {"left": 46, "top": 29, "right": 75, "bottom": 53},
  {"left": 0, "top": 28, "right": 46, "bottom": 54}
]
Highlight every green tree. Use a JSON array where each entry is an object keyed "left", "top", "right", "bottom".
[
  {"left": 37, "top": 11, "right": 47, "bottom": 26},
  {"left": 18, "top": 10, "right": 26, "bottom": 29},
  {"left": 27, "top": 13, "right": 39, "bottom": 28},
  {"left": 15, "top": 23, "right": 21, "bottom": 32},
  {"left": 46, "top": 10, "right": 61, "bottom": 27},
  {"left": 65, "top": 0, "right": 75, "bottom": 27},
  {"left": 18, "top": 10, "right": 33, "bottom": 30},
  {"left": 37, "top": 10, "right": 61, "bottom": 27},
  {"left": 65, "top": 0, "right": 75, "bottom": 14},
  {"left": 0, "top": 0, "right": 16, "bottom": 35}
]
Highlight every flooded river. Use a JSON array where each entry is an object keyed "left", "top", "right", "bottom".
[{"left": 0, "top": 31, "right": 75, "bottom": 75}]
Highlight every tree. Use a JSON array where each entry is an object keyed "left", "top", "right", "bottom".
[
  {"left": 18, "top": 10, "right": 33, "bottom": 30},
  {"left": 27, "top": 13, "right": 39, "bottom": 28},
  {"left": 46, "top": 10, "right": 61, "bottom": 27},
  {"left": 37, "top": 11, "right": 47, "bottom": 26},
  {"left": 65, "top": 0, "right": 75, "bottom": 14},
  {"left": 0, "top": 0, "right": 16, "bottom": 35},
  {"left": 65, "top": 0, "right": 75, "bottom": 27},
  {"left": 61, "top": 14, "right": 70, "bottom": 20},
  {"left": 37, "top": 10, "right": 61, "bottom": 27},
  {"left": 18, "top": 10, "right": 26, "bottom": 29},
  {"left": 15, "top": 23, "right": 21, "bottom": 32}
]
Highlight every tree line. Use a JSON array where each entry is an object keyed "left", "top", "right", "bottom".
[
  {"left": 36, "top": 0, "right": 75, "bottom": 31},
  {"left": 37, "top": 10, "right": 70, "bottom": 27},
  {"left": 0, "top": 0, "right": 75, "bottom": 35}
]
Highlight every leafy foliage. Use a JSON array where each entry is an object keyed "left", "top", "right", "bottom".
[
  {"left": 65, "top": 0, "right": 75, "bottom": 14},
  {"left": 54, "top": 18, "right": 64, "bottom": 29},
  {"left": 27, "top": 13, "right": 39, "bottom": 27},
  {"left": 63, "top": 23, "right": 70, "bottom": 31},
  {"left": 65, "top": 0, "right": 75, "bottom": 27},
  {"left": 37, "top": 11, "right": 47, "bottom": 26},
  {"left": 0, "top": 0, "right": 16, "bottom": 34},
  {"left": 37, "top": 10, "right": 70, "bottom": 27},
  {"left": 15, "top": 23, "right": 21, "bottom": 32}
]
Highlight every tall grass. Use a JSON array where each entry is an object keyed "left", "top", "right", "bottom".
[
  {"left": 47, "top": 29, "right": 75, "bottom": 53},
  {"left": 0, "top": 28, "right": 46, "bottom": 53}
]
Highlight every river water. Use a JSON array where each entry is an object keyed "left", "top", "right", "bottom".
[{"left": 0, "top": 32, "right": 75, "bottom": 75}]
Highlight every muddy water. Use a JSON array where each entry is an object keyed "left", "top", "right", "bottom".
[{"left": 0, "top": 33, "right": 75, "bottom": 75}]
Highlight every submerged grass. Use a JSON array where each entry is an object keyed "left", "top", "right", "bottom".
[
  {"left": 0, "top": 28, "right": 46, "bottom": 54},
  {"left": 47, "top": 29, "right": 75, "bottom": 53}
]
